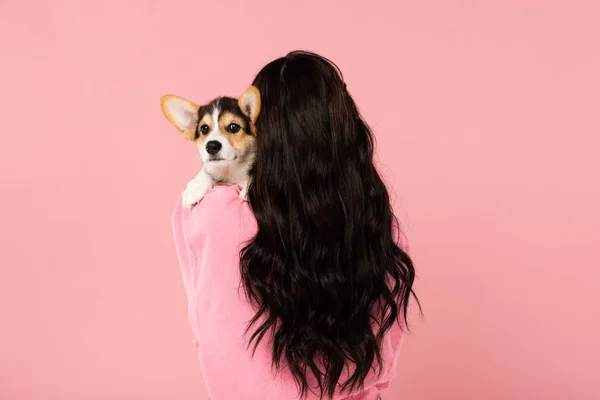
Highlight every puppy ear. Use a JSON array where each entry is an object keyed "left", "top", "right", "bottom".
[
  {"left": 160, "top": 95, "right": 199, "bottom": 141},
  {"left": 238, "top": 86, "right": 261, "bottom": 125}
]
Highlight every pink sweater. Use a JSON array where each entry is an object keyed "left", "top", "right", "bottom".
[{"left": 172, "top": 185, "right": 404, "bottom": 400}]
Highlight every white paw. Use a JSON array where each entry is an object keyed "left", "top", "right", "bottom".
[
  {"left": 182, "top": 179, "right": 213, "bottom": 208},
  {"left": 239, "top": 186, "right": 248, "bottom": 202}
]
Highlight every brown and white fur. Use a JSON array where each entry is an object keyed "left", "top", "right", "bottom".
[{"left": 160, "top": 87, "right": 260, "bottom": 208}]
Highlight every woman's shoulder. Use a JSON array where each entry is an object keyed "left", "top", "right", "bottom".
[
  {"left": 172, "top": 184, "right": 256, "bottom": 248},
  {"left": 196, "top": 184, "right": 246, "bottom": 205},
  {"left": 173, "top": 184, "right": 250, "bottom": 220}
]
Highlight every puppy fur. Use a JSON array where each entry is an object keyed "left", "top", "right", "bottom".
[{"left": 160, "top": 86, "right": 260, "bottom": 208}]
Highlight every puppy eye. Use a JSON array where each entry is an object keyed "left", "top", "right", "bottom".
[
  {"left": 200, "top": 125, "right": 209, "bottom": 135},
  {"left": 229, "top": 123, "right": 240, "bottom": 133}
]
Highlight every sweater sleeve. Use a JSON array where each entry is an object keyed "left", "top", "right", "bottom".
[
  {"left": 171, "top": 190, "right": 194, "bottom": 298},
  {"left": 171, "top": 184, "right": 254, "bottom": 303}
]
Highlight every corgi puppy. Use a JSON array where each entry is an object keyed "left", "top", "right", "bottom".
[{"left": 160, "top": 86, "right": 260, "bottom": 208}]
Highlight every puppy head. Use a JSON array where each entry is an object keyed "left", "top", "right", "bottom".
[{"left": 160, "top": 86, "right": 261, "bottom": 168}]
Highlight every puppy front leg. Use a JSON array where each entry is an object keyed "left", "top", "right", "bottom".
[
  {"left": 182, "top": 167, "right": 214, "bottom": 209},
  {"left": 238, "top": 177, "right": 252, "bottom": 202},
  {"left": 239, "top": 185, "right": 248, "bottom": 202}
]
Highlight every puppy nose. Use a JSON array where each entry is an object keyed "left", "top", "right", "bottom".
[{"left": 205, "top": 140, "right": 222, "bottom": 155}]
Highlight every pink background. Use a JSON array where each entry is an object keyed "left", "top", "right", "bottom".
[{"left": 1, "top": 0, "right": 599, "bottom": 399}]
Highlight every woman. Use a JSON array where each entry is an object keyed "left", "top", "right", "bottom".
[{"left": 172, "top": 51, "right": 417, "bottom": 400}]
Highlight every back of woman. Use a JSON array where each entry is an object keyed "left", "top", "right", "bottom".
[{"left": 172, "top": 51, "right": 417, "bottom": 400}]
